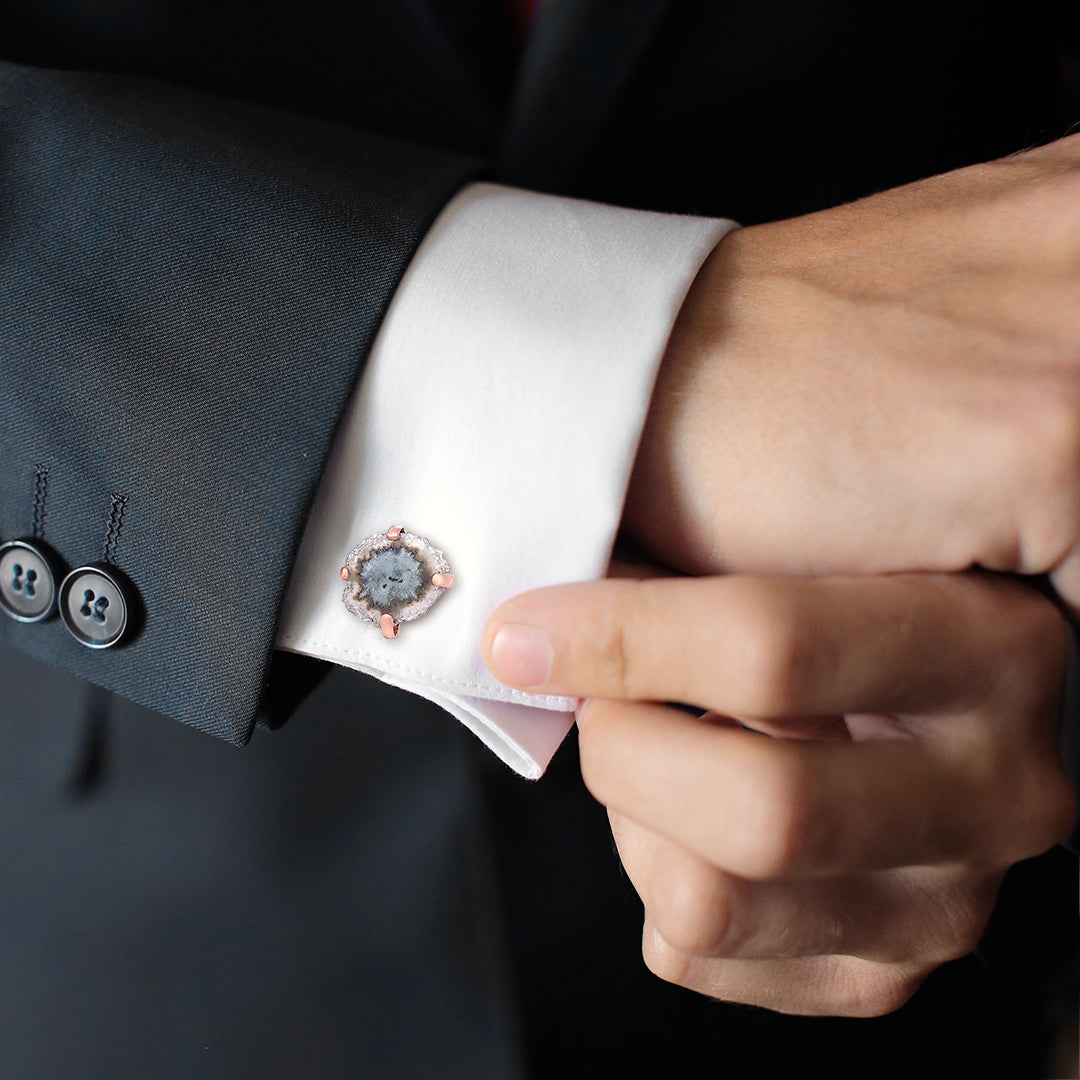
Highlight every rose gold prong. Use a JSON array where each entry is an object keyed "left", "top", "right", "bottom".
[
  {"left": 339, "top": 566, "right": 350, "bottom": 581},
  {"left": 386, "top": 526, "right": 404, "bottom": 541},
  {"left": 380, "top": 613, "right": 399, "bottom": 638},
  {"left": 431, "top": 573, "right": 455, "bottom": 589}
]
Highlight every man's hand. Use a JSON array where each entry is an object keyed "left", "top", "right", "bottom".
[
  {"left": 483, "top": 573, "right": 1076, "bottom": 1015},
  {"left": 626, "top": 134, "right": 1080, "bottom": 612}
]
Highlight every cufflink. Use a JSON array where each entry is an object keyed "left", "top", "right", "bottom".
[{"left": 340, "top": 525, "right": 454, "bottom": 638}]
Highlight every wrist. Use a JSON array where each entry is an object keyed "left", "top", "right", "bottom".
[{"left": 624, "top": 229, "right": 741, "bottom": 574}]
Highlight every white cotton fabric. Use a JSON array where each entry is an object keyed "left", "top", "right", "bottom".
[{"left": 276, "top": 182, "right": 735, "bottom": 778}]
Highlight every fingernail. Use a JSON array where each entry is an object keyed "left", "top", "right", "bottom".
[{"left": 490, "top": 623, "right": 554, "bottom": 688}]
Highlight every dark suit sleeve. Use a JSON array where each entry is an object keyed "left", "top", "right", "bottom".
[{"left": 0, "top": 61, "right": 478, "bottom": 744}]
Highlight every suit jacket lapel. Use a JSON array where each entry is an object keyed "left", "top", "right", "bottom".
[{"left": 499, "top": 0, "right": 675, "bottom": 189}]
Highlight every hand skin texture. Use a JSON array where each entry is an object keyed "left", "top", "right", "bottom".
[
  {"left": 624, "top": 133, "right": 1080, "bottom": 614},
  {"left": 483, "top": 573, "right": 1076, "bottom": 1016}
]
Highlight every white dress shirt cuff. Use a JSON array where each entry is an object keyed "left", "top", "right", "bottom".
[{"left": 276, "top": 182, "right": 736, "bottom": 778}]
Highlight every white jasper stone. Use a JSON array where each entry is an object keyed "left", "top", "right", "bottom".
[{"left": 341, "top": 528, "right": 452, "bottom": 630}]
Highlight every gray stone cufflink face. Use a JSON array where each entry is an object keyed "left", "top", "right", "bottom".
[{"left": 341, "top": 526, "right": 454, "bottom": 638}]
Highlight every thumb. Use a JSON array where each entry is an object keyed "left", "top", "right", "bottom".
[{"left": 482, "top": 573, "right": 1063, "bottom": 719}]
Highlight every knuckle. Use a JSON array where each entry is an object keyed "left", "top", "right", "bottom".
[
  {"left": 727, "top": 584, "right": 818, "bottom": 717},
  {"left": 988, "top": 741, "right": 1077, "bottom": 859},
  {"left": 1019, "top": 766, "right": 1078, "bottom": 853},
  {"left": 845, "top": 974, "right": 922, "bottom": 1018},
  {"left": 986, "top": 589, "right": 1068, "bottom": 699},
  {"left": 641, "top": 921, "right": 693, "bottom": 988},
  {"left": 731, "top": 751, "right": 819, "bottom": 879},
  {"left": 966, "top": 763, "right": 1072, "bottom": 867},
  {"left": 648, "top": 871, "right": 737, "bottom": 956},
  {"left": 583, "top": 600, "right": 634, "bottom": 700},
  {"left": 825, "top": 962, "right": 923, "bottom": 1018},
  {"left": 575, "top": 700, "right": 623, "bottom": 806},
  {"left": 1021, "top": 592, "right": 1071, "bottom": 658},
  {"left": 917, "top": 881, "right": 996, "bottom": 964},
  {"left": 584, "top": 577, "right": 678, "bottom": 702},
  {"left": 967, "top": 756, "right": 1074, "bottom": 867},
  {"left": 937, "top": 914, "right": 991, "bottom": 964}
]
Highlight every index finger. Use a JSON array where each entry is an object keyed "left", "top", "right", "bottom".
[{"left": 576, "top": 698, "right": 1074, "bottom": 877}]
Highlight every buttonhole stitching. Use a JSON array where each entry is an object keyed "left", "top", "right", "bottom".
[
  {"left": 103, "top": 493, "right": 126, "bottom": 565},
  {"left": 31, "top": 465, "right": 48, "bottom": 540}
]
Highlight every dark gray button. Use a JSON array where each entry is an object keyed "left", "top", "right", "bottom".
[
  {"left": 0, "top": 539, "right": 58, "bottom": 623},
  {"left": 59, "top": 565, "right": 130, "bottom": 649}
]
